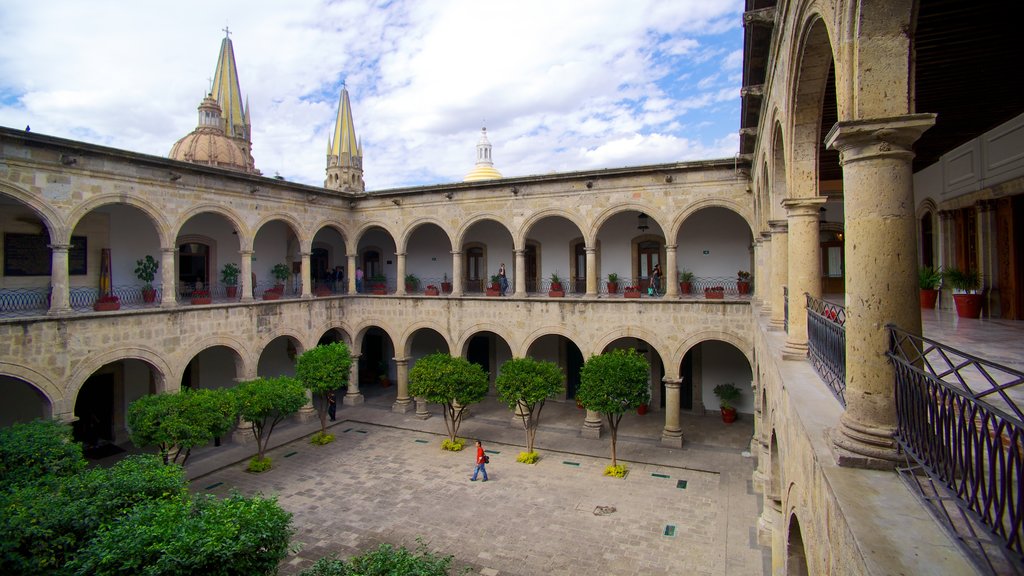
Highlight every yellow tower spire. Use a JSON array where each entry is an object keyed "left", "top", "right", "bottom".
[
  {"left": 325, "top": 84, "right": 365, "bottom": 192},
  {"left": 210, "top": 27, "right": 256, "bottom": 172}
]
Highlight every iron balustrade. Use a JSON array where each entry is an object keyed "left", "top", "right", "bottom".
[
  {"left": 0, "top": 287, "right": 50, "bottom": 317},
  {"left": 783, "top": 285, "right": 789, "bottom": 333},
  {"left": 887, "top": 325, "right": 1024, "bottom": 574},
  {"left": 806, "top": 293, "right": 846, "bottom": 406}
]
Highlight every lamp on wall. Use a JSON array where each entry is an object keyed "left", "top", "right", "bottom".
[{"left": 637, "top": 213, "right": 649, "bottom": 232}]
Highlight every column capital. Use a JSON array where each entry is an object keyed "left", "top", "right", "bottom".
[
  {"left": 47, "top": 243, "right": 72, "bottom": 251},
  {"left": 395, "top": 252, "right": 407, "bottom": 257},
  {"left": 825, "top": 113, "right": 936, "bottom": 165},
  {"left": 161, "top": 246, "right": 178, "bottom": 255},
  {"left": 240, "top": 249, "right": 254, "bottom": 256},
  {"left": 393, "top": 357, "right": 409, "bottom": 367},
  {"left": 760, "top": 231, "right": 772, "bottom": 241},
  {"left": 781, "top": 196, "right": 827, "bottom": 217},
  {"left": 663, "top": 379, "right": 682, "bottom": 389},
  {"left": 514, "top": 248, "right": 526, "bottom": 256},
  {"left": 768, "top": 219, "right": 788, "bottom": 233},
  {"left": 665, "top": 244, "right": 677, "bottom": 251},
  {"left": 584, "top": 246, "right": 596, "bottom": 255},
  {"left": 300, "top": 251, "right": 311, "bottom": 258}
]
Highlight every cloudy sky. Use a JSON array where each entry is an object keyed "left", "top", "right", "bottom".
[{"left": 0, "top": 0, "right": 744, "bottom": 190}]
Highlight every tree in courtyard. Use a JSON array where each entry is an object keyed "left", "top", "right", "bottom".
[
  {"left": 295, "top": 341, "right": 352, "bottom": 439},
  {"left": 127, "top": 388, "right": 237, "bottom": 465},
  {"left": 232, "top": 376, "right": 307, "bottom": 466},
  {"left": 0, "top": 419, "right": 85, "bottom": 487},
  {"left": 495, "top": 357, "right": 564, "bottom": 460},
  {"left": 577, "top": 348, "right": 650, "bottom": 470},
  {"left": 408, "top": 353, "right": 489, "bottom": 448}
]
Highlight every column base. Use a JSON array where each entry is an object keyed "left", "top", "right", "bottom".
[
  {"left": 781, "top": 340, "right": 808, "bottom": 360},
  {"left": 392, "top": 399, "right": 413, "bottom": 414},
  {"left": 828, "top": 416, "right": 898, "bottom": 470},
  {"left": 343, "top": 392, "right": 364, "bottom": 406},
  {"left": 582, "top": 419, "right": 603, "bottom": 439},
  {"left": 767, "top": 318, "right": 785, "bottom": 332},
  {"left": 232, "top": 426, "right": 254, "bottom": 445},
  {"left": 415, "top": 399, "right": 431, "bottom": 420},
  {"left": 752, "top": 469, "right": 767, "bottom": 494},
  {"left": 758, "top": 501, "right": 782, "bottom": 548},
  {"left": 660, "top": 428, "right": 684, "bottom": 448},
  {"left": 297, "top": 406, "right": 318, "bottom": 422}
]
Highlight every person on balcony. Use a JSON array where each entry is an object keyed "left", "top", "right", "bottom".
[{"left": 498, "top": 263, "right": 508, "bottom": 296}]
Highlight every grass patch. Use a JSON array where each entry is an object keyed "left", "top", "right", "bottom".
[
  {"left": 441, "top": 438, "right": 466, "bottom": 452},
  {"left": 516, "top": 451, "right": 539, "bottom": 464},
  {"left": 603, "top": 464, "right": 628, "bottom": 478},
  {"left": 310, "top": 432, "right": 335, "bottom": 445},
  {"left": 246, "top": 456, "right": 272, "bottom": 473}
]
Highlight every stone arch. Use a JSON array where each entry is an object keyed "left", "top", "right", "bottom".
[
  {"left": 399, "top": 321, "right": 454, "bottom": 357},
  {"left": 592, "top": 328, "right": 671, "bottom": 377},
  {"left": 768, "top": 428, "right": 782, "bottom": 502},
  {"left": 66, "top": 347, "right": 171, "bottom": 402},
  {"left": 351, "top": 220, "right": 399, "bottom": 246},
  {"left": 672, "top": 198, "right": 754, "bottom": 239},
  {"left": 0, "top": 362, "right": 60, "bottom": 414},
  {"left": 917, "top": 198, "right": 939, "bottom": 268},
  {"left": 350, "top": 322, "right": 398, "bottom": 350},
  {"left": 453, "top": 214, "right": 513, "bottom": 248},
  {"left": 517, "top": 208, "right": 590, "bottom": 248},
  {"left": 785, "top": 511, "right": 810, "bottom": 575},
  {"left": 65, "top": 193, "right": 171, "bottom": 247},
  {"left": 772, "top": 120, "right": 789, "bottom": 208},
  {"left": 178, "top": 336, "right": 252, "bottom": 382},
  {"left": 309, "top": 219, "right": 350, "bottom": 251},
  {"left": 519, "top": 327, "right": 591, "bottom": 358},
  {"left": 0, "top": 181, "right": 65, "bottom": 241},
  {"left": 453, "top": 323, "right": 516, "bottom": 358},
  {"left": 254, "top": 328, "right": 307, "bottom": 357},
  {"left": 311, "top": 320, "right": 352, "bottom": 347},
  {"left": 591, "top": 203, "right": 665, "bottom": 247},
  {"left": 252, "top": 212, "right": 308, "bottom": 248},
  {"left": 788, "top": 12, "right": 835, "bottom": 200},
  {"left": 672, "top": 330, "right": 753, "bottom": 368},
  {"left": 398, "top": 217, "right": 454, "bottom": 253},
  {"left": 175, "top": 204, "right": 251, "bottom": 249}
]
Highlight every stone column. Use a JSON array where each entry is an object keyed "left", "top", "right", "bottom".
[
  {"left": 582, "top": 408, "right": 603, "bottom": 438},
  {"left": 392, "top": 357, "right": 412, "bottom": 413},
  {"left": 347, "top": 254, "right": 357, "bottom": 294},
  {"left": 780, "top": 197, "right": 826, "bottom": 359},
  {"left": 298, "top": 388, "right": 317, "bottom": 422},
  {"left": 300, "top": 251, "right": 312, "bottom": 298},
  {"left": 395, "top": 251, "right": 407, "bottom": 295},
  {"left": 160, "top": 247, "right": 177, "bottom": 306},
  {"left": 661, "top": 378, "right": 683, "bottom": 447},
  {"left": 415, "top": 397, "right": 431, "bottom": 419},
  {"left": 584, "top": 246, "right": 598, "bottom": 296},
  {"left": 825, "top": 114, "right": 935, "bottom": 467},
  {"left": 977, "top": 200, "right": 997, "bottom": 316},
  {"left": 344, "top": 353, "right": 363, "bottom": 405},
  {"left": 752, "top": 235, "right": 767, "bottom": 307},
  {"left": 514, "top": 248, "right": 527, "bottom": 295},
  {"left": 664, "top": 244, "right": 679, "bottom": 297},
  {"left": 47, "top": 243, "right": 72, "bottom": 314},
  {"left": 937, "top": 210, "right": 955, "bottom": 273},
  {"left": 767, "top": 220, "right": 788, "bottom": 330},
  {"left": 240, "top": 250, "right": 254, "bottom": 301},
  {"left": 451, "top": 251, "right": 464, "bottom": 296}
]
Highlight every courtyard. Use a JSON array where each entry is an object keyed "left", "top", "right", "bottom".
[{"left": 187, "top": 395, "right": 767, "bottom": 575}]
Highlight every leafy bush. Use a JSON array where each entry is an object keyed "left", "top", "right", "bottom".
[
  {"left": 310, "top": 432, "right": 335, "bottom": 445},
  {"left": 409, "top": 354, "right": 488, "bottom": 443},
  {"left": 299, "top": 540, "right": 454, "bottom": 576},
  {"left": 296, "top": 342, "right": 352, "bottom": 435},
  {"left": 247, "top": 456, "right": 273, "bottom": 473},
  {"left": 441, "top": 438, "right": 465, "bottom": 451},
  {"left": 603, "top": 464, "right": 628, "bottom": 478},
  {"left": 516, "top": 451, "right": 539, "bottom": 464},
  {"left": 495, "top": 357, "right": 564, "bottom": 454},
  {"left": 128, "top": 389, "right": 236, "bottom": 465},
  {"left": 0, "top": 419, "right": 84, "bottom": 488},
  {"left": 578, "top": 348, "right": 649, "bottom": 468}
]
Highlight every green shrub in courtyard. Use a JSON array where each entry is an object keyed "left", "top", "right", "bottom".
[
  {"left": 495, "top": 357, "right": 564, "bottom": 456},
  {"left": 441, "top": 438, "right": 465, "bottom": 451},
  {"left": 127, "top": 388, "right": 236, "bottom": 465},
  {"left": 408, "top": 353, "right": 489, "bottom": 444},
  {"left": 577, "top": 348, "right": 650, "bottom": 469},
  {"left": 247, "top": 456, "right": 273, "bottom": 473},
  {"left": 517, "top": 451, "right": 539, "bottom": 464},
  {"left": 604, "top": 464, "right": 629, "bottom": 478},
  {"left": 295, "top": 342, "right": 352, "bottom": 436},
  {"left": 310, "top": 432, "right": 335, "bottom": 445},
  {"left": 299, "top": 539, "right": 455, "bottom": 576},
  {"left": 232, "top": 376, "right": 308, "bottom": 461}
]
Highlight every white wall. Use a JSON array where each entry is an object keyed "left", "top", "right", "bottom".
[{"left": 699, "top": 340, "right": 753, "bottom": 413}]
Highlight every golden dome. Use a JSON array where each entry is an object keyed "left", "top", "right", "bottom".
[
  {"left": 169, "top": 95, "right": 254, "bottom": 173},
  {"left": 463, "top": 127, "right": 502, "bottom": 182},
  {"left": 464, "top": 165, "right": 504, "bottom": 181}
]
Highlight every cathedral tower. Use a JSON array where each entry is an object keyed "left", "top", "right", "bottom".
[{"left": 325, "top": 85, "right": 364, "bottom": 192}]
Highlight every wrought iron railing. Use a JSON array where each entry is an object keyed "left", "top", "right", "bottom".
[
  {"left": 783, "top": 286, "right": 789, "bottom": 332},
  {"left": 888, "top": 325, "right": 1024, "bottom": 574},
  {"left": 806, "top": 293, "right": 846, "bottom": 406}
]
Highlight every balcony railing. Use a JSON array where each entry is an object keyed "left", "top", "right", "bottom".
[
  {"left": 806, "top": 293, "right": 846, "bottom": 406},
  {"left": 888, "top": 325, "right": 1024, "bottom": 574}
]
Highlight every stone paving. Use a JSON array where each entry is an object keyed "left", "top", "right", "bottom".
[{"left": 188, "top": 393, "right": 768, "bottom": 576}]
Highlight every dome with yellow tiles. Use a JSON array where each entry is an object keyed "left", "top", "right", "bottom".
[{"left": 464, "top": 127, "right": 503, "bottom": 182}]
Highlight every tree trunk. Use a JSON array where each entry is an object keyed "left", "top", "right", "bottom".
[
  {"left": 607, "top": 414, "right": 619, "bottom": 467},
  {"left": 318, "top": 394, "right": 328, "bottom": 435}
]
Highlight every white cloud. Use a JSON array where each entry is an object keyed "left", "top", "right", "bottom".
[{"left": 0, "top": 0, "right": 744, "bottom": 190}]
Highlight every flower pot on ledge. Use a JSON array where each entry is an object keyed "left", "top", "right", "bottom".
[
  {"left": 705, "top": 288, "right": 725, "bottom": 299},
  {"left": 142, "top": 288, "right": 157, "bottom": 303},
  {"left": 441, "top": 282, "right": 452, "bottom": 293},
  {"left": 226, "top": 285, "right": 238, "bottom": 299},
  {"left": 93, "top": 297, "right": 120, "bottom": 311},
  {"left": 623, "top": 287, "right": 641, "bottom": 299},
  {"left": 953, "top": 293, "right": 982, "bottom": 318},
  {"left": 920, "top": 288, "right": 938, "bottom": 309},
  {"left": 607, "top": 282, "right": 619, "bottom": 294},
  {"left": 548, "top": 282, "right": 564, "bottom": 297},
  {"left": 424, "top": 285, "right": 440, "bottom": 296},
  {"left": 679, "top": 282, "right": 692, "bottom": 294},
  {"left": 190, "top": 292, "right": 212, "bottom": 305},
  {"left": 263, "top": 290, "right": 281, "bottom": 301},
  {"left": 315, "top": 286, "right": 333, "bottom": 297},
  {"left": 486, "top": 282, "right": 502, "bottom": 297},
  {"left": 721, "top": 406, "right": 737, "bottom": 423},
  {"left": 737, "top": 281, "right": 750, "bottom": 295}
]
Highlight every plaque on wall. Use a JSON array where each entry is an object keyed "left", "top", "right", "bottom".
[{"left": 3, "top": 233, "right": 88, "bottom": 276}]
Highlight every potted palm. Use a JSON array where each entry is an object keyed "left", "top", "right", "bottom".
[
  {"left": 264, "top": 263, "right": 290, "bottom": 300},
  {"left": 713, "top": 383, "right": 741, "bottom": 423},
  {"left": 134, "top": 255, "right": 159, "bottom": 303},
  {"left": 737, "top": 270, "right": 751, "bottom": 294},
  {"left": 548, "top": 272, "right": 564, "bottom": 297},
  {"left": 944, "top": 267, "right": 982, "bottom": 318},
  {"left": 678, "top": 268, "right": 694, "bottom": 294},
  {"left": 404, "top": 273, "right": 420, "bottom": 293},
  {"left": 918, "top": 266, "right": 942, "bottom": 309},
  {"left": 221, "top": 262, "right": 241, "bottom": 299},
  {"left": 606, "top": 272, "right": 619, "bottom": 294}
]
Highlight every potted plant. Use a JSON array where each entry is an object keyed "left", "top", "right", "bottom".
[
  {"left": 93, "top": 294, "right": 120, "bottom": 312},
  {"left": 713, "top": 383, "right": 741, "bottom": 424},
  {"left": 369, "top": 274, "right": 387, "bottom": 295},
  {"left": 623, "top": 284, "right": 641, "bottom": 298},
  {"left": 135, "top": 255, "right": 159, "bottom": 303},
  {"left": 404, "top": 273, "right": 420, "bottom": 293},
  {"left": 549, "top": 272, "right": 564, "bottom": 297},
  {"left": 221, "top": 262, "right": 241, "bottom": 299},
  {"left": 944, "top": 267, "right": 982, "bottom": 318},
  {"left": 918, "top": 266, "right": 942, "bottom": 309},
  {"left": 486, "top": 274, "right": 502, "bottom": 297},
  {"left": 271, "top": 263, "right": 290, "bottom": 293},
  {"left": 606, "top": 272, "right": 619, "bottom": 294},
  {"left": 441, "top": 273, "right": 452, "bottom": 294},
  {"left": 424, "top": 284, "right": 440, "bottom": 296},
  {"left": 705, "top": 286, "right": 725, "bottom": 299},
  {"left": 190, "top": 287, "right": 211, "bottom": 305},
  {"left": 737, "top": 270, "right": 751, "bottom": 295},
  {"left": 678, "top": 268, "right": 694, "bottom": 294}
]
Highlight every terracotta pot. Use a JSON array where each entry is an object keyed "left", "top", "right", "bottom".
[
  {"left": 705, "top": 289, "right": 724, "bottom": 299},
  {"left": 737, "top": 281, "right": 750, "bottom": 295},
  {"left": 425, "top": 286, "right": 440, "bottom": 296},
  {"left": 405, "top": 283, "right": 418, "bottom": 292},
  {"left": 441, "top": 282, "right": 452, "bottom": 293},
  {"left": 263, "top": 291, "right": 281, "bottom": 301},
  {"left": 142, "top": 288, "right": 157, "bottom": 303},
  {"left": 721, "top": 407, "right": 737, "bottom": 424},
  {"left": 919, "top": 288, "right": 938, "bottom": 309},
  {"left": 226, "top": 285, "right": 238, "bottom": 299},
  {"left": 93, "top": 301, "right": 120, "bottom": 312},
  {"left": 607, "top": 282, "right": 619, "bottom": 294},
  {"left": 191, "top": 296, "right": 212, "bottom": 305},
  {"left": 679, "top": 282, "right": 691, "bottom": 294},
  {"left": 953, "top": 293, "right": 982, "bottom": 319},
  {"left": 637, "top": 404, "right": 648, "bottom": 415},
  {"left": 623, "top": 289, "right": 641, "bottom": 299},
  {"left": 372, "top": 287, "right": 387, "bottom": 295},
  {"left": 548, "top": 289, "right": 565, "bottom": 297}
]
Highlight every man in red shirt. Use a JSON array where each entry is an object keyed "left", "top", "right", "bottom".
[{"left": 470, "top": 439, "right": 488, "bottom": 481}]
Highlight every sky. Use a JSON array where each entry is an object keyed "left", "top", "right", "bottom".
[{"left": 0, "top": 0, "right": 745, "bottom": 190}]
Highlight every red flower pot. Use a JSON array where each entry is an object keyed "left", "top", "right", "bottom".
[
  {"left": 721, "top": 407, "right": 737, "bottom": 423},
  {"left": 226, "top": 285, "right": 238, "bottom": 299},
  {"left": 737, "top": 281, "right": 750, "bottom": 295},
  {"left": 953, "top": 293, "right": 982, "bottom": 318},
  {"left": 919, "top": 289, "right": 938, "bottom": 309}
]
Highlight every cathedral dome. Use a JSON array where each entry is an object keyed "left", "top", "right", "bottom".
[
  {"left": 169, "top": 95, "right": 253, "bottom": 173},
  {"left": 463, "top": 127, "right": 503, "bottom": 182}
]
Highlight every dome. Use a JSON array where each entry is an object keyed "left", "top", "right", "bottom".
[
  {"left": 463, "top": 126, "right": 502, "bottom": 182},
  {"left": 169, "top": 94, "right": 255, "bottom": 173},
  {"left": 464, "top": 165, "right": 504, "bottom": 181}
]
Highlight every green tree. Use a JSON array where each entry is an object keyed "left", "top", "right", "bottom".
[
  {"left": 295, "top": 341, "right": 352, "bottom": 435},
  {"left": 67, "top": 492, "right": 292, "bottom": 576},
  {"left": 127, "top": 388, "right": 237, "bottom": 465},
  {"left": 495, "top": 357, "right": 564, "bottom": 454},
  {"left": 0, "top": 419, "right": 85, "bottom": 488},
  {"left": 408, "top": 353, "right": 489, "bottom": 444},
  {"left": 299, "top": 540, "right": 454, "bottom": 576},
  {"left": 577, "top": 348, "right": 650, "bottom": 467},
  {"left": 232, "top": 376, "right": 308, "bottom": 461}
]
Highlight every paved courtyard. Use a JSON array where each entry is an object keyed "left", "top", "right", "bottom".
[{"left": 189, "top": 397, "right": 768, "bottom": 575}]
